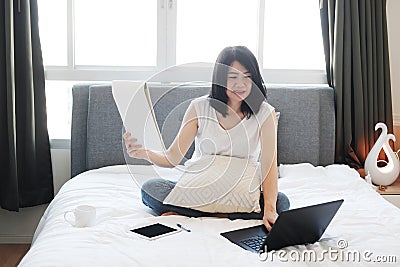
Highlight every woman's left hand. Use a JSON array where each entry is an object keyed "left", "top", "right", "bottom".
[{"left": 263, "top": 209, "right": 278, "bottom": 231}]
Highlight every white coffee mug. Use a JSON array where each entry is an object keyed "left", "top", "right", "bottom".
[{"left": 64, "top": 205, "right": 96, "bottom": 227}]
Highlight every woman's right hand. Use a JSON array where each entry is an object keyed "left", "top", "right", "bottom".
[{"left": 123, "top": 132, "right": 149, "bottom": 160}]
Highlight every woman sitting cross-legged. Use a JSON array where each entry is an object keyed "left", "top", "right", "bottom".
[{"left": 123, "top": 46, "right": 290, "bottom": 231}]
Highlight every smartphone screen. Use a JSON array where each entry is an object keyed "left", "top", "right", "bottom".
[{"left": 130, "top": 223, "right": 178, "bottom": 239}]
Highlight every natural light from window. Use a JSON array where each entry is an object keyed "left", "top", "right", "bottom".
[
  {"left": 45, "top": 81, "right": 74, "bottom": 139},
  {"left": 264, "top": 0, "right": 325, "bottom": 70},
  {"left": 176, "top": 0, "right": 259, "bottom": 65},
  {"left": 74, "top": 0, "right": 157, "bottom": 66},
  {"left": 37, "top": 0, "right": 67, "bottom": 66},
  {"left": 37, "top": 0, "right": 326, "bottom": 140}
]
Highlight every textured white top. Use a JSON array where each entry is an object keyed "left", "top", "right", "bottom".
[{"left": 189, "top": 95, "right": 275, "bottom": 162}]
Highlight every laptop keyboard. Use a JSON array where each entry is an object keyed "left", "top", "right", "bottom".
[{"left": 240, "top": 235, "right": 267, "bottom": 251}]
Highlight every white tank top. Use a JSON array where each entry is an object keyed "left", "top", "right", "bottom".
[{"left": 189, "top": 95, "right": 275, "bottom": 162}]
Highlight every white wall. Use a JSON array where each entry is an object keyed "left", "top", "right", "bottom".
[
  {"left": 1, "top": 1, "right": 399, "bottom": 244},
  {"left": 387, "top": 0, "right": 400, "bottom": 126},
  {"left": 51, "top": 148, "right": 71, "bottom": 194}
]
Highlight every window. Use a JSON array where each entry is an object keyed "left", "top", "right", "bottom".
[
  {"left": 74, "top": 0, "right": 157, "bottom": 66},
  {"left": 45, "top": 81, "right": 74, "bottom": 139},
  {"left": 263, "top": 0, "right": 325, "bottom": 70},
  {"left": 176, "top": 0, "right": 259, "bottom": 65},
  {"left": 37, "top": 0, "right": 326, "bottom": 140},
  {"left": 38, "top": 0, "right": 67, "bottom": 66}
]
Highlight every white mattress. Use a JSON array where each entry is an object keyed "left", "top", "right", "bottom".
[{"left": 19, "top": 163, "right": 400, "bottom": 266}]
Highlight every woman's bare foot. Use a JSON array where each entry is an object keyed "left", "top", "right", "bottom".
[{"left": 161, "top": 211, "right": 179, "bottom": 216}]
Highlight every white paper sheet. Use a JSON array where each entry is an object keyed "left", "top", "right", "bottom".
[{"left": 112, "top": 80, "right": 165, "bottom": 151}]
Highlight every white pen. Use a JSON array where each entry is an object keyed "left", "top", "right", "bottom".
[{"left": 177, "top": 223, "right": 191, "bottom": 232}]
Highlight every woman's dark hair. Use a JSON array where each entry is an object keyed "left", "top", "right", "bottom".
[{"left": 209, "top": 46, "right": 267, "bottom": 118}]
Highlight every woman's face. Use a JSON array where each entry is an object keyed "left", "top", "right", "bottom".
[{"left": 226, "top": 60, "right": 252, "bottom": 103}]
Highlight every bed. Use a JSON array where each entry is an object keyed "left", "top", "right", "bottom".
[{"left": 19, "top": 84, "right": 400, "bottom": 266}]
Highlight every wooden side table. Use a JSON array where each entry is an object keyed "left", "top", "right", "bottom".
[{"left": 375, "top": 176, "right": 400, "bottom": 208}]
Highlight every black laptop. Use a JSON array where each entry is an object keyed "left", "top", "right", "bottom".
[{"left": 221, "top": 199, "right": 343, "bottom": 253}]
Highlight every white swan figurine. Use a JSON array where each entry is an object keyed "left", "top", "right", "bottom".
[{"left": 364, "top": 122, "right": 400, "bottom": 186}]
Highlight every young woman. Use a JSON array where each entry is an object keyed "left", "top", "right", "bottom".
[{"left": 124, "top": 46, "right": 289, "bottom": 230}]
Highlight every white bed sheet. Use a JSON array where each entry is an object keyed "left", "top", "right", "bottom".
[{"left": 19, "top": 163, "right": 400, "bottom": 267}]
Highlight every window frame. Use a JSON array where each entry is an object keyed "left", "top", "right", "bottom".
[{"left": 42, "top": 0, "right": 327, "bottom": 84}]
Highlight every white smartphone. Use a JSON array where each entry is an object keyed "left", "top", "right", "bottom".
[{"left": 130, "top": 223, "right": 181, "bottom": 240}]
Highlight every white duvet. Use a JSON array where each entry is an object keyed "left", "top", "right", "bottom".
[{"left": 19, "top": 163, "right": 400, "bottom": 267}]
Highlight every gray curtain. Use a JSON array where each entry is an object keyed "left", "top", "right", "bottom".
[
  {"left": 320, "top": 0, "right": 393, "bottom": 169},
  {"left": 0, "top": 0, "right": 53, "bottom": 211}
]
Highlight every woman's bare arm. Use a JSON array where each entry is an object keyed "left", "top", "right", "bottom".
[{"left": 259, "top": 109, "right": 279, "bottom": 230}]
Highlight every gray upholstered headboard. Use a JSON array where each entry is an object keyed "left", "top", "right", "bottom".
[{"left": 71, "top": 83, "right": 335, "bottom": 178}]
